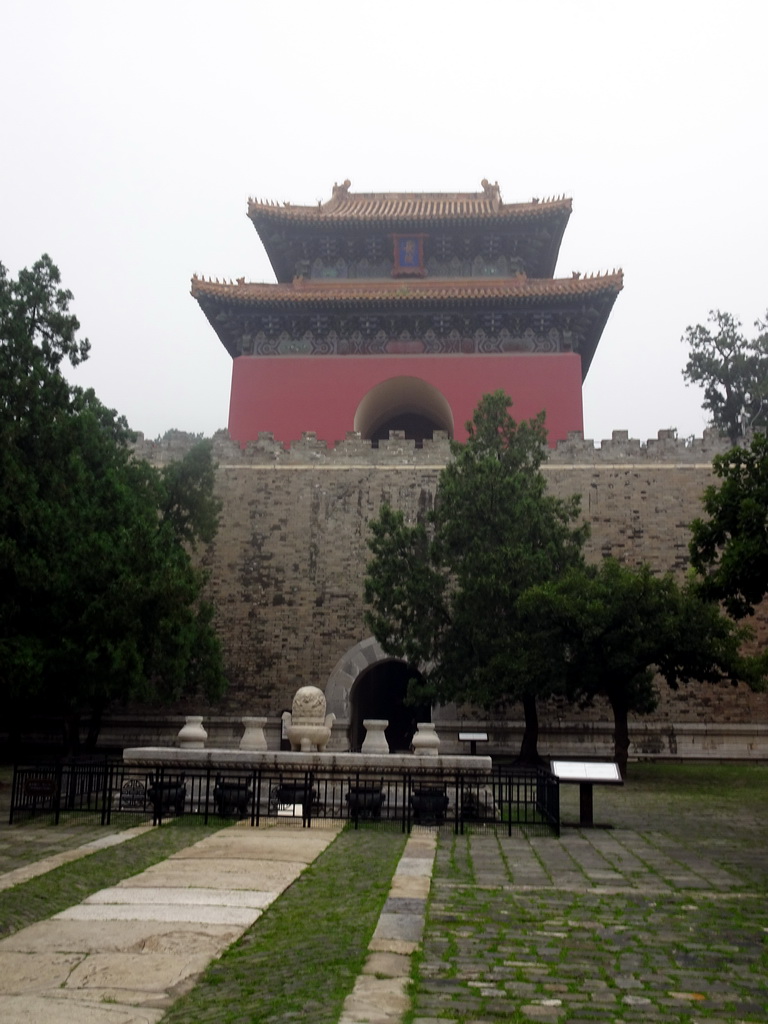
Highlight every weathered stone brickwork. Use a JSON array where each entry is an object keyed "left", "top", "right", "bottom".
[{"left": 129, "top": 428, "right": 768, "bottom": 758}]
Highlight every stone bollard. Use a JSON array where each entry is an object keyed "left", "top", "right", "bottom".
[
  {"left": 177, "top": 716, "right": 207, "bottom": 749},
  {"left": 361, "top": 719, "right": 390, "bottom": 754},
  {"left": 240, "top": 716, "right": 268, "bottom": 751}
]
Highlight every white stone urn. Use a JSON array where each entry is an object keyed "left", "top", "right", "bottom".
[
  {"left": 240, "top": 716, "right": 268, "bottom": 751},
  {"left": 285, "top": 685, "right": 335, "bottom": 752},
  {"left": 411, "top": 722, "right": 440, "bottom": 757},
  {"left": 177, "top": 715, "right": 207, "bottom": 749},
  {"left": 361, "top": 719, "right": 390, "bottom": 754}
]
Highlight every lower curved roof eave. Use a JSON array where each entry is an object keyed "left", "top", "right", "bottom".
[{"left": 190, "top": 272, "right": 623, "bottom": 307}]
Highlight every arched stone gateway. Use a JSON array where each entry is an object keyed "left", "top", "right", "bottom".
[
  {"left": 324, "top": 637, "right": 431, "bottom": 752},
  {"left": 354, "top": 376, "right": 454, "bottom": 448}
]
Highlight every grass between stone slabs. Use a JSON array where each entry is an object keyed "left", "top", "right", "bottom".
[
  {"left": 0, "top": 821, "right": 215, "bottom": 938},
  {"left": 162, "top": 826, "right": 408, "bottom": 1024}
]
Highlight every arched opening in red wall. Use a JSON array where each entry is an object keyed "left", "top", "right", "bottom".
[{"left": 354, "top": 376, "right": 454, "bottom": 448}]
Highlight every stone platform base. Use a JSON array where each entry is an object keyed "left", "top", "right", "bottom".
[{"left": 122, "top": 747, "right": 492, "bottom": 773}]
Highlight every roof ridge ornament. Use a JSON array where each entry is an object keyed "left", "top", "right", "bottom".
[
  {"left": 480, "top": 178, "right": 502, "bottom": 210},
  {"left": 329, "top": 178, "right": 352, "bottom": 209}
]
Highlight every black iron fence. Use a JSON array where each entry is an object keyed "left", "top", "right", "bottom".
[{"left": 9, "top": 760, "right": 559, "bottom": 836}]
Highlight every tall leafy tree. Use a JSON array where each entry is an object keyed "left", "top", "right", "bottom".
[
  {"left": 0, "top": 256, "right": 226, "bottom": 753},
  {"left": 365, "top": 391, "right": 588, "bottom": 764},
  {"left": 682, "top": 309, "right": 768, "bottom": 442},
  {"left": 518, "top": 559, "right": 759, "bottom": 777},
  {"left": 689, "top": 432, "right": 768, "bottom": 619}
]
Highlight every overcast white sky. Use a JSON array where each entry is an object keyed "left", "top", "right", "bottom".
[{"left": 2, "top": 0, "right": 766, "bottom": 444}]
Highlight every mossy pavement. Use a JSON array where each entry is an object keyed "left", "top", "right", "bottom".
[
  {"left": 1, "top": 764, "right": 766, "bottom": 1023},
  {"left": 410, "top": 766, "right": 768, "bottom": 1024}
]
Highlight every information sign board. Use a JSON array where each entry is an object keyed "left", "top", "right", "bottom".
[
  {"left": 550, "top": 760, "right": 623, "bottom": 827},
  {"left": 551, "top": 761, "right": 622, "bottom": 783}
]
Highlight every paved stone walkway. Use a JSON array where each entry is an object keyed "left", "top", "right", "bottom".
[
  {"left": 0, "top": 826, "right": 154, "bottom": 891},
  {"left": 411, "top": 826, "right": 768, "bottom": 1023},
  {"left": 0, "top": 824, "right": 341, "bottom": 1023},
  {"left": 340, "top": 829, "right": 437, "bottom": 1024},
  {"left": 1, "top": 773, "right": 766, "bottom": 1023}
]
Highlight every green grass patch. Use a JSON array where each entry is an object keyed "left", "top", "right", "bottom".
[
  {"left": 162, "top": 827, "right": 407, "bottom": 1024},
  {"left": 626, "top": 762, "right": 768, "bottom": 804},
  {"left": 0, "top": 823, "right": 209, "bottom": 937}
]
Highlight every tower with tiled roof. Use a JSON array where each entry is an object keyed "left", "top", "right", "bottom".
[{"left": 192, "top": 179, "right": 622, "bottom": 446}]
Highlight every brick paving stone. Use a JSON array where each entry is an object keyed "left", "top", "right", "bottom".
[{"left": 410, "top": 823, "right": 768, "bottom": 1024}]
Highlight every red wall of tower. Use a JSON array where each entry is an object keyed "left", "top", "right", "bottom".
[{"left": 228, "top": 354, "right": 583, "bottom": 447}]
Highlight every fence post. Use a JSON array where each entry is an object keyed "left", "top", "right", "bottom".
[
  {"left": 101, "top": 760, "right": 111, "bottom": 826},
  {"left": 203, "top": 767, "right": 211, "bottom": 825},
  {"left": 507, "top": 769, "right": 513, "bottom": 838},
  {"left": 305, "top": 771, "right": 314, "bottom": 828},
  {"left": 9, "top": 766, "right": 19, "bottom": 825},
  {"left": 154, "top": 766, "right": 163, "bottom": 826},
  {"left": 54, "top": 763, "right": 63, "bottom": 826}
]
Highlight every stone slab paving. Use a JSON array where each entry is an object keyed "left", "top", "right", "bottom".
[
  {"left": 3, "top": 918, "right": 247, "bottom": 956},
  {"left": 0, "top": 825, "right": 153, "bottom": 889},
  {"left": 0, "top": 823, "right": 340, "bottom": 1024},
  {"left": 411, "top": 825, "right": 768, "bottom": 1023},
  {"left": 340, "top": 830, "right": 437, "bottom": 1024},
  {"left": 84, "top": 884, "right": 272, "bottom": 907},
  {"left": 89, "top": 856, "right": 305, "bottom": 892}
]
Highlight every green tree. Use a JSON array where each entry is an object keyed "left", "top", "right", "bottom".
[
  {"left": 0, "top": 256, "right": 226, "bottom": 753},
  {"left": 158, "top": 434, "right": 222, "bottom": 548},
  {"left": 689, "top": 432, "right": 768, "bottom": 619},
  {"left": 519, "top": 559, "right": 758, "bottom": 777},
  {"left": 364, "top": 391, "right": 588, "bottom": 764},
  {"left": 682, "top": 309, "right": 768, "bottom": 442}
]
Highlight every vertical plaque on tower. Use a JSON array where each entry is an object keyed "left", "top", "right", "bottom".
[{"left": 392, "top": 234, "right": 427, "bottom": 277}]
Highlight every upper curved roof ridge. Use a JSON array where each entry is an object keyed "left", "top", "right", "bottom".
[{"left": 247, "top": 181, "right": 571, "bottom": 223}]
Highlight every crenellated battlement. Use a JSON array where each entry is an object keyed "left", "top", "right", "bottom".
[
  {"left": 546, "top": 427, "right": 731, "bottom": 464},
  {"left": 132, "top": 426, "right": 735, "bottom": 468}
]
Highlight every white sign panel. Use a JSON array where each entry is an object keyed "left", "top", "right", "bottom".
[{"left": 550, "top": 761, "right": 622, "bottom": 783}]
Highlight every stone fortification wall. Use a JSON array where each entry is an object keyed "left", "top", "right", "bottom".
[
  {"left": 129, "top": 428, "right": 768, "bottom": 755},
  {"left": 133, "top": 430, "right": 452, "bottom": 714}
]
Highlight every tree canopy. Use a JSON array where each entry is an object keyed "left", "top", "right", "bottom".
[
  {"left": 0, "top": 255, "right": 226, "bottom": 752},
  {"left": 689, "top": 432, "right": 768, "bottom": 619},
  {"left": 518, "top": 559, "right": 759, "bottom": 776},
  {"left": 682, "top": 309, "right": 768, "bottom": 442},
  {"left": 364, "top": 391, "right": 588, "bottom": 763}
]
